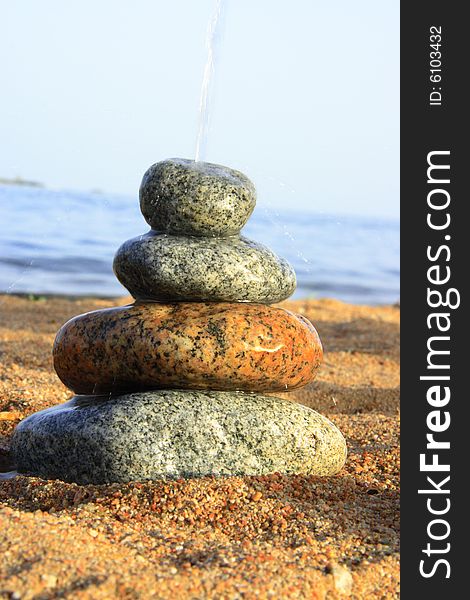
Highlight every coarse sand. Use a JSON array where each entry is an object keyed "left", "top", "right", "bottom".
[{"left": 0, "top": 294, "right": 399, "bottom": 599}]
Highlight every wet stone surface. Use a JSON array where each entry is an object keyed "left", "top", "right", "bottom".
[
  {"left": 52, "top": 302, "right": 322, "bottom": 395},
  {"left": 12, "top": 390, "right": 347, "bottom": 484},
  {"left": 139, "top": 158, "right": 256, "bottom": 237},
  {"left": 113, "top": 232, "right": 296, "bottom": 304},
  {"left": 9, "top": 158, "right": 349, "bottom": 490}
]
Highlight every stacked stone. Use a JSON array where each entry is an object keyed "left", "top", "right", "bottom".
[{"left": 12, "top": 159, "right": 347, "bottom": 485}]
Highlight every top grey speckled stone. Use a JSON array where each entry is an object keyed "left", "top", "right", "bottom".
[
  {"left": 12, "top": 390, "right": 347, "bottom": 484},
  {"left": 139, "top": 158, "right": 256, "bottom": 237}
]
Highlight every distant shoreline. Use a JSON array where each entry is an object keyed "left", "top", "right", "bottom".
[
  {"left": 0, "top": 176, "right": 43, "bottom": 188},
  {"left": 0, "top": 292, "right": 399, "bottom": 308},
  {"left": 0, "top": 291, "right": 126, "bottom": 302}
]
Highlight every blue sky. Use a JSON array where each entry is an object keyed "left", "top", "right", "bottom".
[{"left": 1, "top": 0, "right": 399, "bottom": 218}]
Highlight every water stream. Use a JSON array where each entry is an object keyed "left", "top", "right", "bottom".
[{"left": 195, "top": 0, "right": 226, "bottom": 162}]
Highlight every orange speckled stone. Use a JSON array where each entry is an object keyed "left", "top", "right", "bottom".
[{"left": 53, "top": 302, "right": 323, "bottom": 395}]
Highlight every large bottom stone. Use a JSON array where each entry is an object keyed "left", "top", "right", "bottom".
[{"left": 12, "top": 391, "right": 347, "bottom": 484}]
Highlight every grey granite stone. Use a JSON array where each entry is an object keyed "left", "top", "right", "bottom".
[
  {"left": 12, "top": 391, "right": 347, "bottom": 484},
  {"left": 140, "top": 158, "right": 256, "bottom": 237},
  {"left": 113, "top": 231, "right": 296, "bottom": 303}
]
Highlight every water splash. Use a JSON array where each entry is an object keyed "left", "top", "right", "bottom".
[{"left": 195, "top": 0, "right": 226, "bottom": 162}]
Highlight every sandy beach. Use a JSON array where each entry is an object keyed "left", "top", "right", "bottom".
[{"left": 0, "top": 294, "right": 399, "bottom": 598}]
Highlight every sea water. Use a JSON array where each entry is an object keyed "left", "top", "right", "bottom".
[{"left": 0, "top": 184, "right": 399, "bottom": 304}]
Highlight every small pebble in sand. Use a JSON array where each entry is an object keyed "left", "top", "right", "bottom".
[{"left": 327, "top": 562, "right": 354, "bottom": 594}]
